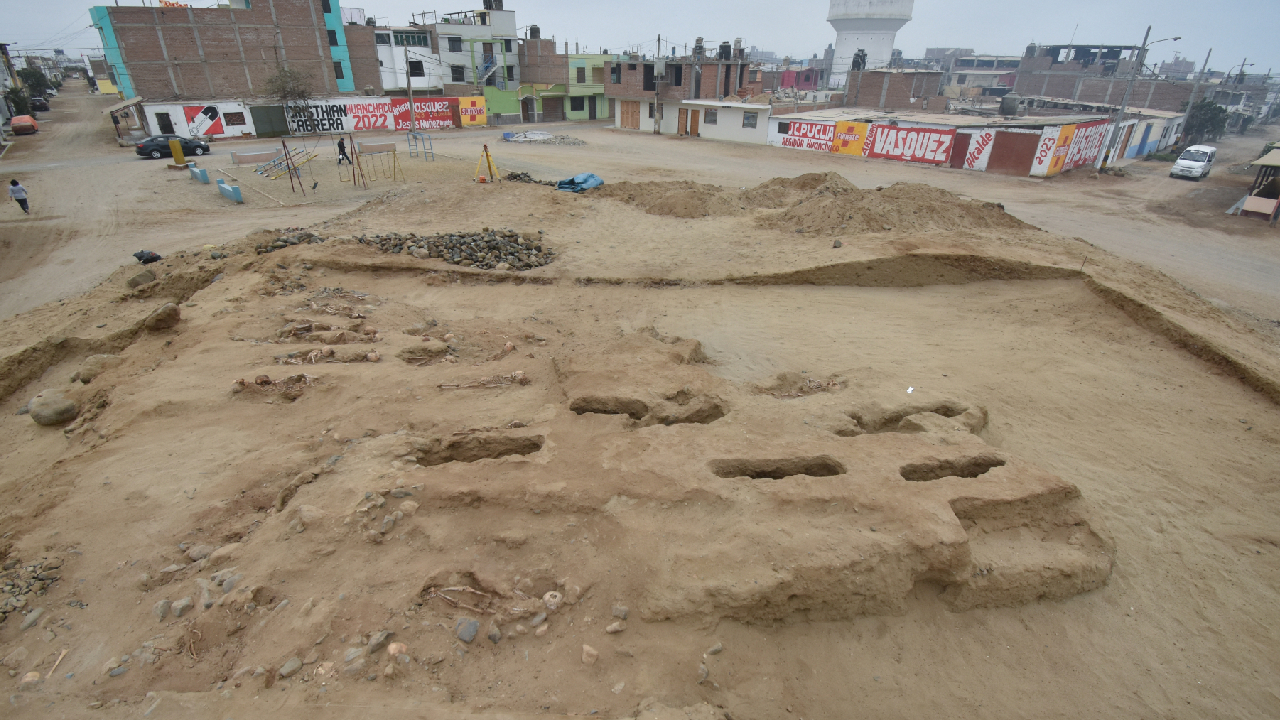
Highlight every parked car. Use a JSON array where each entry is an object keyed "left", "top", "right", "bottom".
[
  {"left": 1170, "top": 145, "right": 1216, "bottom": 181},
  {"left": 29, "top": 97, "right": 50, "bottom": 112},
  {"left": 10, "top": 115, "right": 38, "bottom": 135},
  {"left": 135, "top": 135, "right": 211, "bottom": 159}
]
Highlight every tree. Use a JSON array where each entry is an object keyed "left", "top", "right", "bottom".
[
  {"left": 264, "top": 66, "right": 314, "bottom": 107},
  {"left": 1182, "top": 99, "right": 1228, "bottom": 144},
  {"left": 16, "top": 68, "right": 53, "bottom": 96},
  {"left": 4, "top": 87, "right": 31, "bottom": 116}
]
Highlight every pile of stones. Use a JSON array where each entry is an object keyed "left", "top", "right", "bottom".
[
  {"left": 358, "top": 229, "right": 554, "bottom": 271},
  {"left": 526, "top": 135, "right": 586, "bottom": 146},
  {"left": 256, "top": 230, "right": 331, "bottom": 255},
  {"left": 505, "top": 172, "right": 554, "bottom": 186},
  {"left": 0, "top": 558, "right": 62, "bottom": 624}
]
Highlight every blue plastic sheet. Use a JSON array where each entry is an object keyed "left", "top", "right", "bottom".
[{"left": 556, "top": 173, "right": 604, "bottom": 193}]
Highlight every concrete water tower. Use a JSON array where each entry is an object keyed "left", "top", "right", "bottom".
[{"left": 828, "top": 0, "right": 914, "bottom": 82}]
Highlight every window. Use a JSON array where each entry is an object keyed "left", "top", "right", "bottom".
[
  {"left": 742, "top": 111, "right": 757, "bottom": 129},
  {"left": 504, "top": 39, "right": 512, "bottom": 52},
  {"left": 750, "top": 69, "right": 759, "bottom": 81},
  {"left": 375, "top": 33, "right": 390, "bottom": 45},
  {"left": 671, "top": 65, "right": 683, "bottom": 86},
  {"left": 327, "top": 29, "right": 338, "bottom": 46},
  {"left": 628, "top": 63, "right": 636, "bottom": 70},
  {"left": 777, "top": 121, "right": 789, "bottom": 134},
  {"left": 570, "top": 96, "right": 585, "bottom": 112},
  {"left": 224, "top": 111, "right": 246, "bottom": 126},
  {"left": 394, "top": 32, "right": 429, "bottom": 48},
  {"left": 447, "top": 37, "right": 463, "bottom": 53},
  {"left": 333, "top": 61, "right": 344, "bottom": 79},
  {"left": 451, "top": 65, "right": 465, "bottom": 82},
  {"left": 576, "top": 67, "right": 586, "bottom": 83},
  {"left": 408, "top": 60, "right": 424, "bottom": 77},
  {"left": 642, "top": 63, "right": 655, "bottom": 91},
  {"left": 321, "top": 0, "right": 331, "bottom": 13},
  {"left": 704, "top": 108, "right": 717, "bottom": 125},
  {"left": 610, "top": 64, "right": 621, "bottom": 83},
  {"left": 506, "top": 65, "right": 514, "bottom": 81},
  {"left": 648, "top": 102, "right": 654, "bottom": 119}
]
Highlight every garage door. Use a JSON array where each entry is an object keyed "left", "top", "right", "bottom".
[
  {"left": 249, "top": 105, "right": 288, "bottom": 138},
  {"left": 985, "top": 131, "right": 1040, "bottom": 176},
  {"left": 542, "top": 97, "right": 565, "bottom": 122}
]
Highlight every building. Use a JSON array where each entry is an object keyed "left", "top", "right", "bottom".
[
  {"left": 942, "top": 56, "right": 1020, "bottom": 98},
  {"left": 1011, "top": 42, "right": 1196, "bottom": 113},
  {"left": 88, "top": 0, "right": 381, "bottom": 101},
  {"left": 827, "top": 0, "right": 914, "bottom": 84},
  {"left": 376, "top": 24, "right": 447, "bottom": 95},
  {"left": 1159, "top": 53, "right": 1197, "bottom": 81},
  {"left": 605, "top": 38, "right": 754, "bottom": 135},
  {"left": 1, "top": 44, "right": 23, "bottom": 128},
  {"left": 567, "top": 53, "right": 614, "bottom": 120},
  {"left": 516, "top": 31, "right": 568, "bottom": 122},
  {"left": 428, "top": 6, "right": 520, "bottom": 97},
  {"left": 843, "top": 69, "right": 946, "bottom": 112}
]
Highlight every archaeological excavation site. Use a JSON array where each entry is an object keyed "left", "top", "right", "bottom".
[{"left": 1, "top": 166, "right": 1277, "bottom": 720}]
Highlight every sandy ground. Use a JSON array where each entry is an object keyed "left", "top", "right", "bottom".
[{"left": 0, "top": 83, "right": 1277, "bottom": 720}]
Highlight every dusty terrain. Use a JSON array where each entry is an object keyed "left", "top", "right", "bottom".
[{"left": 0, "top": 83, "right": 1277, "bottom": 720}]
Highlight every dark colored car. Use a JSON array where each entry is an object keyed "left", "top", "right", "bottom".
[
  {"left": 29, "top": 97, "right": 50, "bottom": 112},
  {"left": 135, "top": 135, "right": 211, "bottom": 159}
]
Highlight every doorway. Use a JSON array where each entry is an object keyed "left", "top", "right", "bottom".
[
  {"left": 588, "top": 97, "right": 597, "bottom": 120},
  {"left": 621, "top": 101, "right": 639, "bottom": 129},
  {"left": 522, "top": 98, "right": 535, "bottom": 123},
  {"left": 155, "top": 112, "right": 175, "bottom": 135},
  {"left": 677, "top": 107, "right": 688, "bottom": 135},
  {"left": 689, "top": 109, "right": 700, "bottom": 137}
]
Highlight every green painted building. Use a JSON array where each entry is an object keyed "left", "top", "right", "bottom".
[{"left": 566, "top": 54, "right": 618, "bottom": 120}]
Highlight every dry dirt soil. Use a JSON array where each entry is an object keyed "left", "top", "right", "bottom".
[{"left": 0, "top": 84, "right": 1277, "bottom": 720}]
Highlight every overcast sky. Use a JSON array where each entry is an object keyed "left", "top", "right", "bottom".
[{"left": 6, "top": 0, "right": 1277, "bottom": 77}]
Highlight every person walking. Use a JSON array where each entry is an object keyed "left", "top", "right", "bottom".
[
  {"left": 8, "top": 179, "right": 29, "bottom": 215},
  {"left": 337, "top": 137, "right": 352, "bottom": 165}
]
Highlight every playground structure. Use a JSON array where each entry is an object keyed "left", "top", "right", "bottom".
[
  {"left": 407, "top": 132, "right": 435, "bottom": 161},
  {"left": 356, "top": 140, "right": 406, "bottom": 182}
]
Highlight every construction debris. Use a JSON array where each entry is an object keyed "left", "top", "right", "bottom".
[{"left": 359, "top": 230, "right": 555, "bottom": 271}]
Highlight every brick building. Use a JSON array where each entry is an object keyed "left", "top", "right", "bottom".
[
  {"left": 605, "top": 39, "right": 753, "bottom": 134},
  {"left": 1011, "top": 43, "right": 1195, "bottom": 113},
  {"left": 843, "top": 70, "right": 946, "bottom": 112},
  {"left": 89, "top": 0, "right": 380, "bottom": 101}
]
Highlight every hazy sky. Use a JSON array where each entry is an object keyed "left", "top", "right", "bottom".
[{"left": 6, "top": 0, "right": 1277, "bottom": 77}]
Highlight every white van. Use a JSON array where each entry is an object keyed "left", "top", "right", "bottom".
[{"left": 1170, "top": 145, "right": 1216, "bottom": 180}]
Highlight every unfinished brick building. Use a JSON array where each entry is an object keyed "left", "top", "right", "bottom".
[
  {"left": 1012, "top": 43, "right": 1194, "bottom": 113},
  {"left": 605, "top": 39, "right": 753, "bottom": 133},
  {"left": 90, "top": 0, "right": 380, "bottom": 101}
]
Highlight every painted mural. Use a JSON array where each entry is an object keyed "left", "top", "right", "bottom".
[
  {"left": 961, "top": 129, "right": 996, "bottom": 171},
  {"left": 184, "top": 106, "right": 223, "bottom": 136},
  {"left": 1030, "top": 119, "right": 1109, "bottom": 177},
  {"left": 832, "top": 121, "right": 870, "bottom": 156},
  {"left": 458, "top": 96, "right": 488, "bottom": 127}
]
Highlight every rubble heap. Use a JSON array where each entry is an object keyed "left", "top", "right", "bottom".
[
  {"left": 358, "top": 229, "right": 555, "bottom": 271},
  {"left": 255, "top": 229, "right": 331, "bottom": 255}
]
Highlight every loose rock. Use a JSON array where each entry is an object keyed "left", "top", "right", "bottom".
[
  {"left": 171, "top": 597, "right": 194, "bottom": 617},
  {"left": 19, "top": 607, "right": 44, "bottom": 631},
  {"left": 143, "top": 303, "right": 181, "bottom": 331},
  {"left": 529, "top": 612, "right": 547, "bottom": 627},
  {"left": 611, "top": 606, "right": 628, "bottom": 620},
  {"left": 487, "top": 622, "right": 502, "bottom": 644},
  {"left": 605, "top": 621, "right": 626, "bottom": 634},
  {"left": 367, "top": 630, "right": 393, "bottom": 654},
  {"left": 706, "top": 642, "right": 723, "bottom": 656},
  {"left": 27, "top": 390, "right": 77, "bottom": 426},
  {"left": 278, "top": 657, "right": 303, "bottom": 678},
  {"left": 581, "top": 645, "right": 599, "bottom": 665},
  {"left": 127, "top": 268, "right": 156, "bottom": 288},
  {"left": 152, "top": 600, "right": 171, "bottom": 620},
  {"left": 456, "top": 618, "right": 479, "bottom": 644}
]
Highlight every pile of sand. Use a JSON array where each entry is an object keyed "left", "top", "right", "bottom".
[{"left": 590, "top": 173, "right": 1029, "bottom": 234}]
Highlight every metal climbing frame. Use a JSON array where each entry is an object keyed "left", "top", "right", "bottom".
[{"left": 407, "top": 132, "right": 435, "bottom": 161}]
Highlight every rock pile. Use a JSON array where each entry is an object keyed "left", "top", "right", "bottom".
[
  {"left": 505, "top": 172, "right": 554, "bottom": 186},
  {"left": 358, "top": 229, "right": 555, "bottom": 271},
  {"left": 1, "top": 558, "right": 62, "bottom": 624},
  {"left": 527, "top": 135, "right": 586, "bottom": 146},
  {"left": 256, "top": 230, "right": 331, "bottom": 255}
]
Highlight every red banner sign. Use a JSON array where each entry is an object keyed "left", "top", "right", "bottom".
[
  {"left": 390, "top": 98, "right": 455, "bottom": 131},
  {"left": 864, "top": 125, "right": 955, "bottom": 165},
  {"left": 1061, "top": 119, "right": 1109, "bottom": 171},
  {"left": 344, "top": 100, "right": 391, "bottom": 131}
]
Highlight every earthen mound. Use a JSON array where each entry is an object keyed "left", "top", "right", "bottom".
[
  {"left": 761, "top": 182, "right": 1031, "bottom": 235},
  {"left": 591, "top": 180, "right": 748, "bottom": 218}
]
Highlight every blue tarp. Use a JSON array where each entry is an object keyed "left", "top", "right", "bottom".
[{"left": 556, "top": 173, "right": 603, "bottom": 193}]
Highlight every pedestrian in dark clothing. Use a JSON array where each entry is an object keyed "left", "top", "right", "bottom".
[
  {"left": 337, "top": 138, "right": 353, "bottom": 165},
  {"left": 9, "top": 179, "right": 29, "bottom": 215}
]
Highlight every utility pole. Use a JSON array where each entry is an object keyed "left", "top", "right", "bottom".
[
  {"left": 405, "top": 45, "right": 416, "bottom": 132},
  {"left": 1177, "top": 48, "right": 1211, "bottom": 146},
  {"left": 1236, "top": 57, "right": 1247, "bottom": 84},
  {"left": 1096, "top": 25, "right": 1150, "bottom": 170},
  {"left": 653, "top": 33, "right": 661, "bottom": 135}
]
